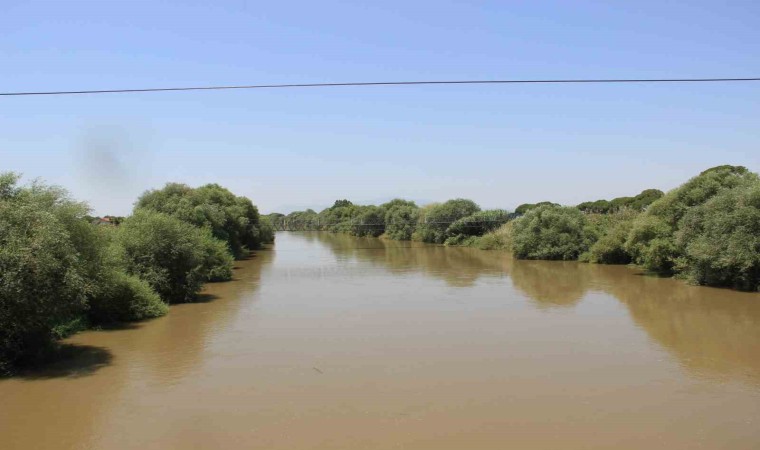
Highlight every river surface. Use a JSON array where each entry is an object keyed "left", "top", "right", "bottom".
[{"left": 2, "top": 232, "right": 760, "bottom": 449}]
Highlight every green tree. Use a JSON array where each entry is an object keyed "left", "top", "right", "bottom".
[
  {"left": 0, "top": 174, "right": 91, "bottom": 373},
  {"left": 136, "top": 183, "right": 270, "bottom": 258},
  {"left": 113, "top": 210, "right": 233, "bottom": 303},
  {"left": 382, "top": 200, "right": 419, "bottom": 241},
  {"left": 511, "top": 205, "right": 593, "bottom": 260},
  {"left": 625, "top": 165, "right": 756, "bottom": 273},
  {"left": 677, "top": 180, "right": 760, "bottom": 291},
  {"left": 413, "top": 199, "right": 480, "bottom": 244},
  {"left": 515, "top": 201, "right": 559, "bottom": 215}
]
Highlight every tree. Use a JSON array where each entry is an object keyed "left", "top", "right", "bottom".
[
  {"left": 413, "top": 199, "right": 480, "bottom": 244},
  {"left": 511, "top": 205, "right": 593, "bottom": 260},
  {"left": 136, "top": 183, "right": 270, "bottom": 258},
  {"left": 113, "top": 210, "right": 233, "bottom": 303},
  {"left": 515, "top": 201, "right": 559, "bottom": 215},
  {"left": 382, "top": 200, "right": 419, "bottom": 241},
  {"left": 0, "top": 174, "right": 91, "bottom": 373},
  {"left": 677, "top": 180, "right": 760, "bottom": 291},
  {"left": 444, "top": 209, "right": 511, "bottom": 245},
  {"left": 625, "top": 165, "right": 756, "bottom": 273}
]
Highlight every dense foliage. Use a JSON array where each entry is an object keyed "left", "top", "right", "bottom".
[
  {"left": 677, "top": 179, "right": 760, "bottom": 290},
  {"left": 382, "top": 199, "right": 419, "bottom": 241},
  {"left": 511, "top": 205, "right": 594, "bottom": 260},
  {"left": 271, "top": 198, "right": 505, "bottom": 246},
  {"left": 443, "top": 209, "right": 511, "bottom": 246},
  {"left": 625, "top": 165, "right": 756, "bottom": 274},
  {"left": 0, "top": 174, "right": 93, "bottom": 373},
  {"left": 413, "top": 199, "right": 481, "bottom": 244},
  {"left": 0, "top": 173, "right": 267, "bottom": 374},
  {"left": 576, "top": 189, "right": 664, "bottom": 213},
  {"left": 136, "top": 183, "right": 272, "bottom": 258},
  {"left": 111, "top": 210, "right": 234, "bottom": 303},
  {"left": 515, "top": 201, "right": 559, "bottom": 215}
]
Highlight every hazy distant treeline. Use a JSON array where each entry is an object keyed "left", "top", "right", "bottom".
[
  {"left": 267, "top": 198, "right": 514, "bottom": 246},
  {"left": 0, "top": 175, "right": 273, "bottom": 375},
  {"left": 269, "top": 165, "right": 760, "bottom": 292}
]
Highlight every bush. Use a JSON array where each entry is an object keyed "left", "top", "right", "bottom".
[
  {"left": 136, "top": 183, "right": 269, "bottom": 257},
  {"left": 381, "top": 199, "right": 419, "bottom": 241},
  {"left": 677, "top": 180, "right": 760, "bottom": 291},
  {"left": 478, "top": 221, "right": 515, "bottom": 250},
  {"left": 625, "top": 165, "right": 757, "bottom": 273},
  {"left": 258, "top": 216, "right": 275, "bottom": 245},
  {"left": 0, "top": 174, "right": 91, "bottom": 373},
  {"left": 413, "top": 199, "right": 480, "bottom": 244},
  {"left": 515, "top": 201, "right": 559, "bottom": 215},
  {"left": 511, "top": 205, "right": 592, "bottom": 260},
  {"left": 88, "top": 270, "right": 168, "bottom": 323},
  {"left": 577, "top": 189, "right": 664, "bottom": 214},
  {"left": 585, "top": 210, "right": 638, "bottom": 264},
  {"left": 113, "top": 210, "right": 233, "bottom": 303},
  {"left": 353, "top": 205, "right": 385, "bottom": 237},
  {"left": 444, "top": 209, "right": 511, "bottom": 245}
]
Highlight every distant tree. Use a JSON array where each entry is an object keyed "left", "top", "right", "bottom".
[{"left": 515, "top": 201, "right": 559, "bottom": 215}]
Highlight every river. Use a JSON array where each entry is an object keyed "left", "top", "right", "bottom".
[{"left": 1, "top": 231, "right": 759, "bottom": 449}]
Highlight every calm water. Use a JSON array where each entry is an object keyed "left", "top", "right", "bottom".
[{"left": 2, "top": 232, "right": 760, "bottom": 449}]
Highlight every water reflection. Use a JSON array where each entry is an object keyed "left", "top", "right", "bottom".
[
  {"left": 589, "top": 265, "right": 760, "bottom": 385},
  {"left": 306, "top": 232, "right": 760, "bottom": 385},
  {"left": 509, "top": 260, "right": 591, "bottom": 308},
  {"left": 312, "top": 232, "right": 508, "bottom": 287}
]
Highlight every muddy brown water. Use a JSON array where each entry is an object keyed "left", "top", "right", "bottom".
[{"left": 1, "top": 231, "right": 759, "bottom": 449}]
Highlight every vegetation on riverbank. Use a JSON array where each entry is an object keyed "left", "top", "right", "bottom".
[
  {"left": 270, "top": 165, "right": 760, "bottom": 292},
  {"left": 0, "top": 174, "right": 271, "bottom": 375}
]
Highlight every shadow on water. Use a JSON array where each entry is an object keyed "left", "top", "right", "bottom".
[
  {"left": 13, "top": 344, "right": 113, "bottom": 380},
  {"left": 193, "top": 293, "right": 221, "bottom": 303}
]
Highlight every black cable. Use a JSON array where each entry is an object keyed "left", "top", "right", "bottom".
[{"left": 2, "top": 77, "right": 759, "bottom": 97}]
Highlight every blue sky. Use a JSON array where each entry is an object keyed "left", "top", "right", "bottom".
[{"left": 2, "top": 1, "right": 759, "bottom": 215}]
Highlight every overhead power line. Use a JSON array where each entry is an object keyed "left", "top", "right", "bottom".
[{"left": 2, "top": 77, "right": 760, "bottom": 97}]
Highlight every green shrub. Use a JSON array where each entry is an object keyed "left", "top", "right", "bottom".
[
  {"left": 352, "top": 205, "right": 385, "bottom": 237},
  {"left": 444, "top": 209, "right": 511, "bottom": 244},
  {"left": 413, "top": 199, "right": 480, "bottom": 244},
  {"left": 577, "top": 189, "right": 664, "bottom": 214},
  {"left": 585, "top": 210, "right": 638, "bottom": 264},
  {"left": 258, "top": 216, "right": 275, "bottom": 245},
  {"left": 625, "top": 165, "right": 757, "bottom": 273},
  {"left": 382, "top": 199, "right": 419, "bottom": 241},
  {"left": 478, "top": 221, "right": 515, "bottom": 251},
  {"left": 88, "top": 270, "right": 167, "bottom": 323},
  {"left": 511, "top": 205, "right": 592, "bottom": 260},
  {"left": 0, "top": 174, "right": 91, "bottom": 373},
  {"left": 677, "top": 180, "right": 760, "bottom": 291},
  {"left": 136, "top": 183, "right": 268, "bottom": 257},
  {"left": 114, "top": 210, "right": 233, "bottom": 303},
  {"left": 515, "top": 201, "right": 559, "bottom": 215}
]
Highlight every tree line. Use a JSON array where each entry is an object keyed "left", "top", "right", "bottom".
[
  {"left": 0, "top": 174, "right": 273, "bottom": 375},
  {"left": 269, "top": 165, "right": 760, "bottom": 292}
]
